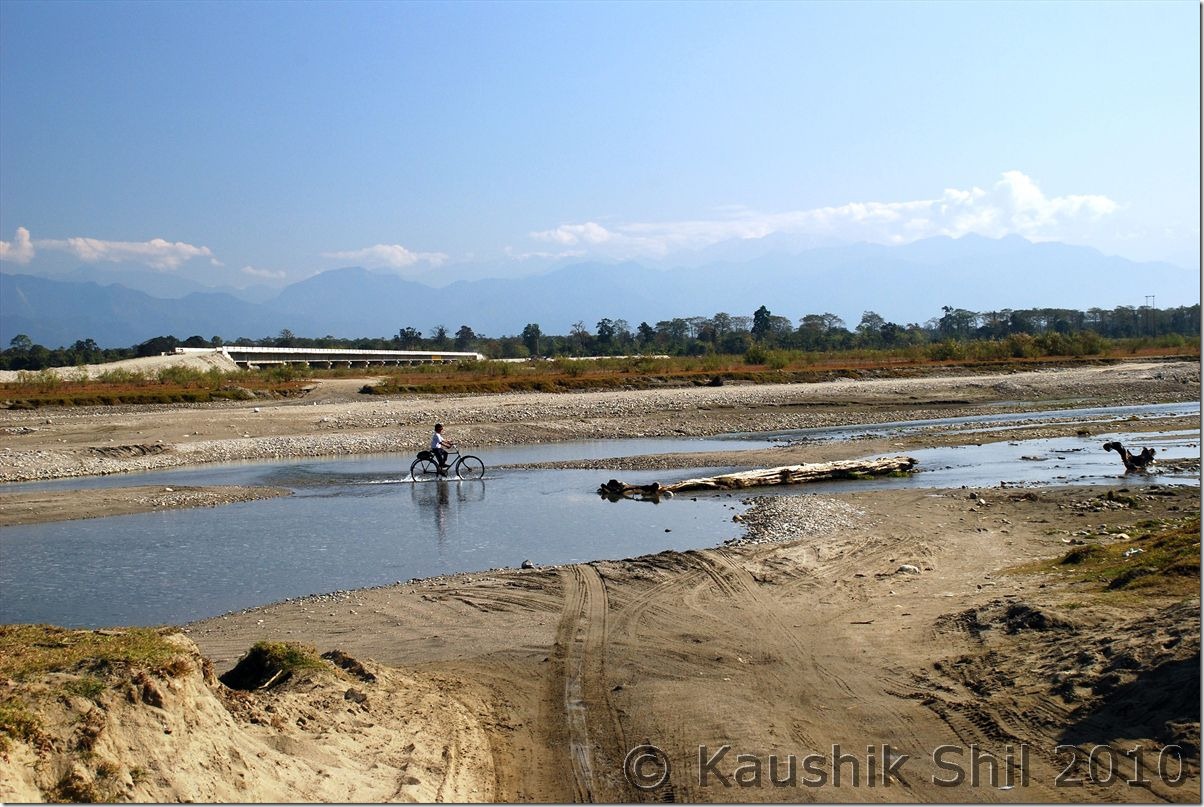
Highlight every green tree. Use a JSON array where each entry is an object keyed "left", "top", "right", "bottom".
[
  {"left": 656, "top": 318, "right": 690, "bottom": 352},
  {"left": 136, "top": 335, "right": 180, "bottom": 357},
  {"left": 454, "top": 325, "right": 477, "bottom": 351},
  {"left": 596, "top": 318, "right": 616, "bottom": 350},
  {"left": 398, "top": 326, "right": 423, "bottom": 348},
  {"left": 67, "top": 338, "right": 102, "bottom": 366},
  {"left": 939, "top": 307, "right": 977, "bottom": 339},
  {"left": 751, "top": 305, "right": 773, "bottom": 341},
  {"left": 521, "top": 323, "right": 542, "bottom": 356},
  {"left": 569, "top": 321, "right": 592, "bottom": 355},
  {"left": 856, "top": 311, "right": 887, "bottom": 348},
  {"left": 636, "top": 322, "right": 656, "bottom": 348}
]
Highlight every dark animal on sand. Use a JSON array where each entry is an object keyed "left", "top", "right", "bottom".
[{"left": 1103, "top": 441, "right": 1157, "bottom": 473}]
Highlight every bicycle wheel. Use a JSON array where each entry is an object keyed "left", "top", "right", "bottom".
[
  {"left": 455, "top": 455, "right": 485, "bottom": 480},
  {"left": 410, "top": 457, "right": 440, "bottom": 482}
]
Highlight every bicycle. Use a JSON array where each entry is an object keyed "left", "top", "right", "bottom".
[{"left": 410, "top": 447, "right": 486, "bottom": 481}]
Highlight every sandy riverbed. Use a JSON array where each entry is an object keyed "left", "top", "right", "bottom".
[{"left": 0, "top": 359, "right": 1200, "bottom": 802}]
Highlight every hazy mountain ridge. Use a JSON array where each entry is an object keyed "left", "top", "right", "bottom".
[
  {"left": 0, "top": 274, "right": 320, "bottom": 348},
  {"left": 1, "top": 237, "right": 1196, "bottom": 348}
]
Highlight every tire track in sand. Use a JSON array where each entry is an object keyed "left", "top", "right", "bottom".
[
  {"left": 554, "top": 564, "right": 631, "bottom": 802},
  {"left": 684, "top": 548, "right": 943, "bottom": 796}
]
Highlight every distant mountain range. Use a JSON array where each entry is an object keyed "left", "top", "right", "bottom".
[{"left": 1, "top": 235, "right": 1197, "bottom": 348}]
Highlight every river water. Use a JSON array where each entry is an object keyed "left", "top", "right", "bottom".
[{"left": 0, "top": 401, "right": 1197, "bottom": 628}]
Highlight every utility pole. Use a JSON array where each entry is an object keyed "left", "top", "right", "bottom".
[{"left": 1144, "top": 295, "right": 1155, "bottom": 336}]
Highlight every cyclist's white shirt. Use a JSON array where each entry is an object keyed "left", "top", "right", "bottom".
[{"left": 431, "top": 432, "right": 446, "bottom": 452}]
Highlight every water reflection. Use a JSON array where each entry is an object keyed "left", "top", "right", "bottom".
[{"left": 410, "top": 479, "right": 486, "bottom": 545}]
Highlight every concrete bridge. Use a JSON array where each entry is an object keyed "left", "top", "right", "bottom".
[{"left": 173, "top": 346, "right": 484, "bottom": 369}]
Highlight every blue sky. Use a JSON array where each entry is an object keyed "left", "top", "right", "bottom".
[{"left": 0, "top": 0, "right": 1198, "bottom": 287}]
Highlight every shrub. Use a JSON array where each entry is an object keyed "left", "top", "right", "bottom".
[
  {"left": 17, "top": 369, "right": 61, "bottom": 392},
  {"left": 97, "top": 368, "right": 147, "bottom": 384},
  {"left": 156, "top": 365, "right": 224, "bottom": 387},
  {"left": 1069, "top": 330, "right": 1105, "bottom": 356},
  {"left": 475, "top": 360, "right": 513, "bottom": 377},
  {"left": 263, "top": 363, "right": 312, "bottom": 383},
  {"left": 555, "top": 358, "right": 589, "bottom": 377},
  {"left": 743, "top": 344, "right": 768, "bottom": 365},
  {"left": 928, "top": 339, "right": 966, "bottom": 361},
  {"left": 765, "top": 350, "right": 791, "bottom": 370}
]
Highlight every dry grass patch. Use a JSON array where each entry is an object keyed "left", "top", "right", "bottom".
[
  {"left": 1015, "top": 514, "right": 1200, "bottom": 598},
  {"left": 0, "top": 625, "right": 185, "bottom": 682}
]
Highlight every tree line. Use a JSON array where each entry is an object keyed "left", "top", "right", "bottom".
[{"left": 1, "top": 303, "right": 1198, "bottom": 371}]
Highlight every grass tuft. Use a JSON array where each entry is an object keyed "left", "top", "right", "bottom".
[
  {"left": 62, "top": 675, "right": 107, "bottom": 702},
  {"left": 0, "top": 625, "right": 184, "bottom": 681},
  {"left": 1016, "top": 515, "right": 1200, "bottom": 597},
  {"left": 218, "top": 640, "right": 327, "bottom": 690},
  {"left": 0, "top": 697, "right": 42, "bottom": 751}
]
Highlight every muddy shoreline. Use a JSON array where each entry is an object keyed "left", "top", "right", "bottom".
[{"left": 0, "top": 485, "right": 293, "bottom": 528}]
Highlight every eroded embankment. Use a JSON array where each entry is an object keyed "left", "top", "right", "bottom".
[{"left": 0, "top": 630, "right": 495, "bottom": 803}]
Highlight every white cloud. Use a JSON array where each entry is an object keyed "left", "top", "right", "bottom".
[
  {"left": 0, "top": 226, "right": 35, "bottom": 263},
  {"left": 32, "top": 232, "right": 220, "bottom": 269},
  {"left": 3, "top": 227, "right": 220, "bottom": 269},
  {"left": 323, "top": 243, "right": 449, "bottom": 269},
  {"left": 529, "top": 221, "right": 615, "bottom": 246},
  {"left": 528, "top": 172, "right": 1120, "bottom": 258}
]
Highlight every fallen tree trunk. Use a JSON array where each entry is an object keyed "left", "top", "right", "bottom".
[{"left": 598, "top": 455, "right": 917, "bottom": 500}]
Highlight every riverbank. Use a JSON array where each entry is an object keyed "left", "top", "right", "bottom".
[
  {"left": 4, "top": 483, "right": 1196, "bottom": 802},
  {"left": 183, "top": 484, "right": 1198, "bottom": 803},
  {"left": 0, "top": 360, "right": 1199, "bottom": 802},
  {"left": 0, "top": 485, "right": 293, "bottom": 527}
]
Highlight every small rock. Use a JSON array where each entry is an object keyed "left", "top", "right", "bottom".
[
  {"left": 897, "top": 564, "right": 921, "bottom": 574},
  {"left": 520, "top": 559, "right": 535, "bottom": 569}
]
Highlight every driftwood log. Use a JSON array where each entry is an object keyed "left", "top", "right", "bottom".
[
  {"left": 598, "top": 455, "right": 917, "bottom": 501},
  {"left": 1103, "top": 441, "right": 1157, "bottom": 472}
]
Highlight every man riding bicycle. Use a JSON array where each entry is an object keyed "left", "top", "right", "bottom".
[
  {"left": 411, "top": 425, "right": 484, "bottom": 482},
  {"left": 430, "top": 423, "right": 455, "bottom": 474}
]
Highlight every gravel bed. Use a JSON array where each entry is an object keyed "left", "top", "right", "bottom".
[
  {"left": 0, "top": 361, "right": 1196, "bottom": 482},
  {"left": 727, "top": 494, "right": 868, "bottom": 546}
]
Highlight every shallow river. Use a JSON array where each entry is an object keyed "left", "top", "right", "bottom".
[{"left": 0, "top": 402, "right": 1197, "bottom": 628}]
